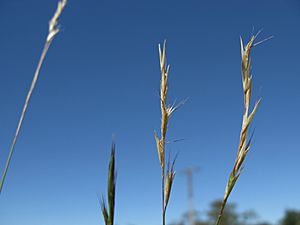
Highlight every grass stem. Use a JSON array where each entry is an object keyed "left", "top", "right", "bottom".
[{"left": 0, "top": 0, "right": 67, "bottom": 195}]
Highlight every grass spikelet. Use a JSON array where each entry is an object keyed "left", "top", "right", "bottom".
[
  {"left": 101, "top": 143, "right": 116, "bottom": 225},
  {"left": 164, "top": 154, "right": 177, "bottom": 211},
  {"left": 215, "top": 34, "right": 264, "bottom": 225},
  {"left": 0, "top": 0, "right": 67, "bottom": 195}
]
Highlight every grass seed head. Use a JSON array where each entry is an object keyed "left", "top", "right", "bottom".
[
  {"left": 231, "top": 35, "right": 261, "bottom": 181},
  {"left": 215, "top": 33, "right": 268, "bottom": 225},
  {"left": 155, "top": 41, "right": 183, "bottom": 225},
  {"left": 155, "top": 40, "right": 171, "bottom": 170},
  {"left": 164, "top": 156, "right": 177, "bottom": 210},
  {"left": 47, "top": 0, "right": 68, "bottom": 42}
]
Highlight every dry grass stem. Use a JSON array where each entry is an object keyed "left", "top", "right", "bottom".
[
  {"left": 154, "top": 40, "right": 181, "bottom": 225},
  {"left": 215, "top": 35, "right": 264, "bottom": 225},
  {"left": 101, "top": 143, "right": 116, "bottom": 225},
  {"left": 0, "top": 0, "right": 67, "bottom": 195}
]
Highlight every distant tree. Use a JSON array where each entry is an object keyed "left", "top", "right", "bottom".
[
  {"left": 207, "top": 200, "right": 239, "bottom": 225},
  {"left": 281, "top": 210, "right": 300, "bottom": 225},
  {"left": 169, "top": 221, "right": 184, "bottom": 225},
  {"left": 255, "top": 222, "right": 272, "bottom": 225},
  {"left": 195, "top": 221, "right": 210, "bottom": 225},
  {"left": 170, "top": 200, "right": 263, "bottom": 225},
  {"left": 169, "top": 217, "right": 209, "bottom": 225},
  {"left": 240, "top": 210, "right": 258, "bottom": 225}
]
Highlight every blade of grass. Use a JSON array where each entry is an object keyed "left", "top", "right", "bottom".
[{"left": 101, "top": 142, "right": 116, "bottom": 225}]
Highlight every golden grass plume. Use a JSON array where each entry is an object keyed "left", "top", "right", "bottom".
[
  {"left": 215, "top": 34, "right": 267, "bottom": 225},
  {"left": 154, "top": 40, "right": 182, "bottom": 225}
]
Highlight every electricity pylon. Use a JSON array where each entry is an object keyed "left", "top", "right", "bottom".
[{"left": 181, "top": 166, "right": 200, "bottom": 225}]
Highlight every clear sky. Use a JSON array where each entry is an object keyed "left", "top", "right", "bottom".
[{"left": 0, "top": 0, "right": 300, "bottom": 225}]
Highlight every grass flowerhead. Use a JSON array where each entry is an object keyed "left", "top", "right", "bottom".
[
  {"left": 154, "top": 40, "right": 182, "bottom": 225},
  {"left": 215, "top": 34, "right": 267, "bottom": 225}
]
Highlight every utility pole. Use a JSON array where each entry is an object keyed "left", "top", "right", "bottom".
[{"left": 181, "top": 166, "right": 200, "bottom": 225}]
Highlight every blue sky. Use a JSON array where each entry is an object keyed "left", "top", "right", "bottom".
[{"left": 0, "top": 0, "right": 300, "bottom": 225}]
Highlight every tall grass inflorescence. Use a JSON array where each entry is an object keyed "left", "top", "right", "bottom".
[
  {"left": 0, "top": 0, "right": 68, "bottom": 195},
  {"left": 154, "top": 41, "right": 181, "bottom": 225},
  {"left": 215, "top": 35, "right": 263, "bottom": 225}
]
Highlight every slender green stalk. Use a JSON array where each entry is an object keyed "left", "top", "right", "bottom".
[
  {"left": 215, "top": 35, "right": 263, "bottom": 225},
  {"left": 0, "top": 0, "right": 67, "bottom": 195},
  {"left": 215, "top": 195, "right": 228, "bottom": 225}
]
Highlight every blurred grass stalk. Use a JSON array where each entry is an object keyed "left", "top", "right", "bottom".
[
  {"left": 0, "top": 0, "right": 67, "bottom": 195},
  {"left": 215, "top": 35, "right": 262, "bottom": 225},
  {"left": 101, "top": 143, "right": 116, "bottom": 225},
  {"left": 154, "top": 41, "right": 179, "bottom": 225}
]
